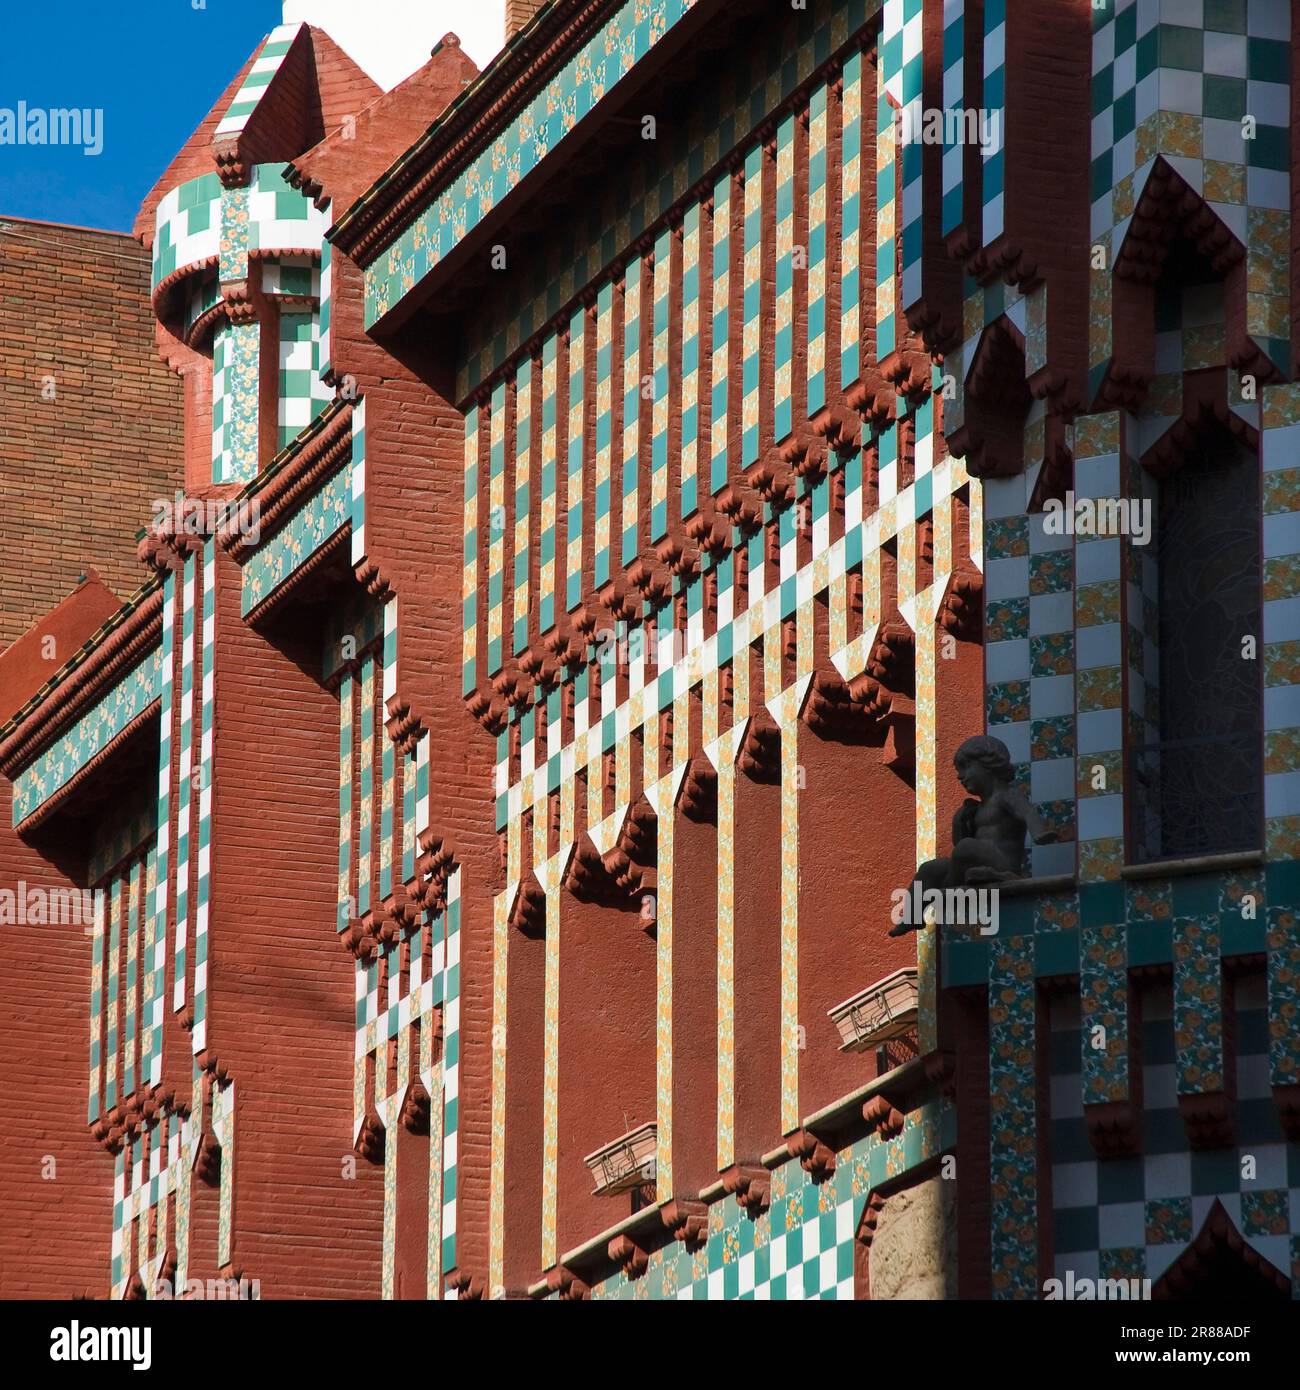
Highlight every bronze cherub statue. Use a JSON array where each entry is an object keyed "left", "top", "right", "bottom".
[{"left": 889, "top": 734, "right": 1057, "bottom": 936}]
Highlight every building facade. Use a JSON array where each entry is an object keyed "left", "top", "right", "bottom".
[{"left": 1, "top": 0, "right": 1298, "bottom": 1302}]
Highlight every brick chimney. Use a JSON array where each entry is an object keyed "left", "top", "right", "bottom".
[{"left": 505, "top": 0, "right": 546, "bottom": 39}]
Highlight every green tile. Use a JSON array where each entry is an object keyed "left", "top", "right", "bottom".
[
  {"left": 1080, "top": 880, "right": 1124, "bottom": 928},
  {"left": 1145, "top": 1107, "right": 1187, "bottom": 1154},
  {"left": 1218, "top": 914, "right": 1266, "bottom": 957},
  {"left": 1265, "top": 858, "right": 1300, "bottom": 902},
  {"left": 1170, "top": 873, "right": 1220, "bottom": 915},
  {"left": 1097, "top": 1157, "right": 1144, "bottom": 1205},
  {"left": 1115, "top": 4, "right": 1137, "bottom": 54},
  {"left": 1247, "top": 124, "right": 1289, "bottom": 172},
  {"left": 1036, "top": 928, "right": 1080, "bottom": 979},
  {"left": 1203, "top": 73, "right": 1246, "bottom": 121},
  {"left": 1159, "top": 24, "right": 1204, "bottom": 72},
  {"left": 1052, "top": 1117, "right": 1096, "bottom": 1164},
  {"left": 1113, "top": 86, "right": 1136, "bottom": 142},
  {"left": 1093, "top": 64, "right": 1114, "bottom": 118},
  {"left": 1205, "top": 0, "right": 1246, "bottom": 32},
  {"left": 1246, "top": 37, "right": 1289, "bottom": 83},
  {"left": 1191, "top": 1148, "right": 1241, "bottom": 1195},
  {"left": 1054, "top": 1204, "right": 1100, "bottom": 1253}
]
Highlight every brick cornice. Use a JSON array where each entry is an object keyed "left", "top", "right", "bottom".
[
  {"left": 0, "top": 584, "right": 163, "bottom": 778},
  {"left": 219, "top": 399, "right": 354, "bottom": 563},
  {"left": 331, "top": 0, "right": 641, "bottom": 264}
]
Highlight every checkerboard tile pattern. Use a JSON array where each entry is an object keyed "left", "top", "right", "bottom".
[
  {"left": 1089, "top": 0, "right": 1291, "bottom": 382},
  {"left": 1262, "top": 386, "right": 1300, "bottom": 860},
  {"left": 211, "top": 320, "right": 261, "bottom": 484},
  {"left": 214, "top": 22, "right": 303, "bottom": 137},
  {"left": 984, "top": 473, "right": 1077, "bottom": 880},
  {"left": 151, "top": 174, "right": 221, "bottom": 290},
  {"left": 1050, "top": 973, "right": 1300, "bottom": 1294},
  {"left": 587, "top": 1101, "right": 954, "bottom": 1300},
  {"left": 12, "top": 649, "right": 161, "bottom": 826},
  {"left": 277, "top": 309, "right": 330, "bottom": 450}
]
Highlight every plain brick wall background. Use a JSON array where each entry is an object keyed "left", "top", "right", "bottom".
[{"left": 0, "top": 219, "right": 183, "bottom": 647}]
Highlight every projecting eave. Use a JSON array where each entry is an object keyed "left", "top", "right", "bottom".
[
  {"left": 331, "top": 0, "right": 723, "bottom": 333},
  {"left": 327, "top": 0, "right": 564, "bottom": 259},
  {"left": 0, "top": 579, "right": 162, "bottom": 781}
]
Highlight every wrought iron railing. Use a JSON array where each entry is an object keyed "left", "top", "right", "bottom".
[{"left": 1129, "top": 732, "right": 1261, "bottom": 865}]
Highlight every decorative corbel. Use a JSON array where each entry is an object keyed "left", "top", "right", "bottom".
[
  {"left": 544, "top": 1265, "right": 589, "bottom": 1301},
  {"left": 786, "top": 1128, "right": 836, "bottom": 1180},
  {"left": 721, "top": 1164, "right": 771, "bottom": 1218},
  {"left": 355, "top": 1110, "right": 385, "bottom": 1165},
  {"left": 661, "top": 1198, "right": 708, "bottom": 1250},
  {"left": 1083, "top": 1099, "right": 1143, "bottom": 1159},
  {"left": 607, "top": 1234, "right": 650, "bottom": 1280},
  {"left": 400, "top": 1077, "right": 431, "bottom": 1135},
  {"left": 862, "top": 1093, "right": 906, "bottom": 1140}
]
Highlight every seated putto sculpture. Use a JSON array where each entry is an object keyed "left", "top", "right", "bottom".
[{"left": 889, "top": 734, "right": 1056, "bottom": 937}]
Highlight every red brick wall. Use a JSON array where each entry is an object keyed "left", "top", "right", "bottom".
[
  {"left": 205, "top": 555, "right": 384, "bottom": 1297},
  {"left": 0, "top": 782, "right": 112, "bottom": 1297},
  {"left": 0, "top": 219, "right": 183, "bottom": 647}
]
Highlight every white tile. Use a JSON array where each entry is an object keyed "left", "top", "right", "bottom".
[
  {"left": 1201, "top": 115, "right": 1247, "bottom": 163},
  {"left": 1057, "top": 1249, "right": 1099, "bottom": 1283},
  {"left": 987, "top": 638, "right": 1031, "bottom": 683},
  {"left": 1244, "top": 78, "right": 1289, "bottom": 126},
  {"left": 996, "top": 720, "right": 1031, "bottom": 765},
  {"left": 1239, "top": 1142, "right": 1286, "bottom": 1186},
  {"left": 986, "top": 554, "right": 1031, "bottom": 601},
  {"left": 1033, "top": 842, "right": 1075, "bottom": 877},
  {"left": 1265, "top": 769, "right": 1300, "bottom": 819},
  {"left": 1078, "top": 708, "right": 1123, "bottom": 755},
  {"left": 1159, "top": 0, "right": 1202, "bottom": 24},
  {"left": 1099, "top": 1201, "right": 1146, "bottom": 1248},
  {"left": 1076, "top": 537, "right": 1121, "bottom": 584},
  {"left": 1078, "top": 794, "right": 1124, "bottom": 840},
  {"left": 1159, "top": 66, "right": 1203, "bottom": 116},
  {"left": 1051, "top": 1071, "right": 1084, "bottom": 1120},
  {"left": 1145, "top": 1242, "right": 1181, "bottom": 1282},
  {"left": 1264, "top": 683, "right": 1300, "bottom": 731},
  {"left": 1076, "top": 454, "right": 1121, "bottom": 499},
  {"left": 1144, "top": 1062, "right": 1178, "bottom": 1110},
  {"left": 1076, "top": 622, "right": 1122, "bottom": 671},
  {"left": 1264, "top": 596, "right": 1300, "bottom": 644},
  {"left": 1247, "top": 0, "right": 1288, "bottom": 38},
  {"left": 1030, "top": 592, "right": 1074, "bottom": 636},
  {"left": 1054, "top": 1161, "right": 1099, "bottom": 1207},
  {"left": 1029, "top": 511, "right": 1075, "bottom": 554},
  {"left": 1144, "top": 1149, "right": 1191, "bottom": 1198},
  {"left": 1032, "top": 674, "right": 1075, "bottom": 719},
  {"left": 1032, "top": 757, "right": 1075, "bottom": 803},
  {"left": 1113, "top": 43, "right": 1136, "bottom": 96},
  {"left": 1247, "top": 165, "right": 1290, "bottom": 213},
  {"left": 1204, "top": 30, "right": 1247, "bottom": 77}
]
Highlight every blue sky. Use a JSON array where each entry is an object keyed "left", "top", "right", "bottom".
[{"left": 0, "top": 1, "right": 281, "bottom": 232}]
